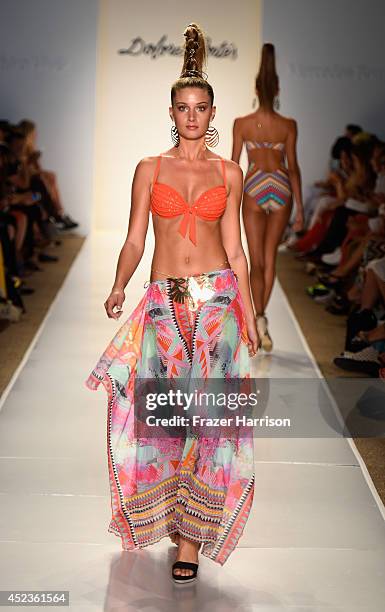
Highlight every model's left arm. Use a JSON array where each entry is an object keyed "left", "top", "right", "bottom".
[
  {"left": 220, "top": 160, "right": 259, "bottom": 356},
  {"left": 286, "top": 119, "right": 304, "bottom": 232},
  {"left": 231, "top": 118, "right": 244, "bottom": 164}
]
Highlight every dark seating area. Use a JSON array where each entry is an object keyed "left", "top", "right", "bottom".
[{"left": 0, "top": 118, "right": 79, "bottom": 323}]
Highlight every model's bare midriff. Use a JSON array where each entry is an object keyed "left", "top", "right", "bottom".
[{"left": 150, "top": 218, "right": 229, "bottom": 281}]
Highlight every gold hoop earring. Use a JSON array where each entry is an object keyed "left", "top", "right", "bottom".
[{"left": 205, "top": 125, "right": 219, "bottom": 148}]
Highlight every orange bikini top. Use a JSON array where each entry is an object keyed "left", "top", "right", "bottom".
[{"left": 150, "top": 155, "right": 228, "bottom": 246}]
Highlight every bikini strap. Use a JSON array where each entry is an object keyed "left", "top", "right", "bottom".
[
  {"left": 220, "top": 158, "right": 227, "bottom": 188},
  {"left": 152, "top": 155, "right": 162, "bottom": 186}
]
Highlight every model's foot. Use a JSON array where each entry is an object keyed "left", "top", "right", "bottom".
[
  {"left": 173, "top": 536, "right": 200, "bottom": 577},
  {"left": 256, "top": 314, "right": 273, "bottom": 352}
]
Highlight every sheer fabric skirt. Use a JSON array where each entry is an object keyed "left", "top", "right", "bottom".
[{"left": 85, "top": 268, "right": 255, "bottom": 565}]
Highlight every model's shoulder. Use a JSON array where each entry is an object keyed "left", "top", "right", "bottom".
[
  {"left": 137, "top": 156, "right": 158, "bottom": 168},
  {"left": 276, "top": 114, "right": 297, "bottom": 131},
  {"left": 137, "top": 147, "right": 177, "bottom": 167},
  {"left": 222, "top": 158, "right": 243, "bottom": 180},
  {"left": 287, "top": 117, "right": 298, "bottom": 130},
  {"left": 134, "top": 156, "right": 161, "bottom": 178},
  {"left": 272, "top": 114, "right": 298, "bottom": 142},
  {"left": 208, "top": 155, "right": 241, "bottom": 179},
  {"left": 233, "top": 112, "right": 256, "bottom": 127}
]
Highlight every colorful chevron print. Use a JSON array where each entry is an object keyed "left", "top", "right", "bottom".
[{"left": 244, "top": 140, "right": 292, "bottom": 212}]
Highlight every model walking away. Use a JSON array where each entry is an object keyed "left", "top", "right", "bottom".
[
  {"left": 232, "top": 43, "right": 304, "bottom": 351},
  {"left": 85, "top": 23, "right": 259, "bottom": 585}
]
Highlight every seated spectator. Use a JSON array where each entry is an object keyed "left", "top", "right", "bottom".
[
  {"left": 282, "top": 121, "right": 385, "bottom": 378},
  {"left": 315, "top": 206, "right": 385, "bottom": 314},
  {"left": 345, "top": 124, "right": 363, "bottom": 140},
  {"left": 299, "top": 129, "right": 364, "bottom": 232},
  {"left": 301, "top": 136, "right": 353, "bottom": 229},
  {"left": 333, "top": 260, "right": 385, "bottom": 375},
  {"left": 292, "top": 140, "right": 375, "bottom": 259},
  {"left": 1, "top": 115, "right": 79, "bottom": 324},
  {"left": 0, "top": 162, "right": 27, "bottom": 319},
  {"left": 305, "top": 141, "right": 377, "bottom": 263},
  {"left": 0, "top": 121, "right": 12, "bottom": 160},
  {"left": 314, "top": 145, "right": 385, "bottom": 286},
  {"left": 17, "top": 120, "right": 78, "bottom": 230}
]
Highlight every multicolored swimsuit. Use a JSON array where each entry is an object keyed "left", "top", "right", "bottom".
[{"left": 244, "top": 141, "right": 292, "bottom": 212}]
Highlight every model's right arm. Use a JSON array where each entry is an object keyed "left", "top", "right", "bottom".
[
  {"left": 105, "top": 158, "right": 153, "bottom": 319},
  {"left": 231, "top": 118, "right": 243, "bottom": 164}
]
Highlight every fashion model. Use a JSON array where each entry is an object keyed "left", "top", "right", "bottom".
[
  {"left": 232, "top": 43, "right": 304, "bottom": 351},
  {"left": 85, "top": 23, "right": 259, "bottom": 584}
]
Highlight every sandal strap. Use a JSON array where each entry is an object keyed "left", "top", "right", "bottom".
[{"left": 172, "top": 561, "right": 199, "bottom": 572}]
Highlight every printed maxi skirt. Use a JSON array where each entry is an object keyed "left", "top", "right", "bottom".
[{"left": 85, "top": 267, "right": 255, "bottom": 565}]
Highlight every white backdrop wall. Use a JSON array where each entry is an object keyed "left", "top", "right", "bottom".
[
  {"left": 0, "top": 0, "right": 99, "bottom": 233},
  {"left": 262, "top": 0, "right": 385, "bottom": 191},
  {"left": 93, "top": 0, "right": 261, "bottom": 247}
]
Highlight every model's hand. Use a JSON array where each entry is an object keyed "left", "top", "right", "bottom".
[
  {"left": 292, "top": 211, "right": 304, "bottom": 233},
  {"left": 246, "top": 319, "right": 260, "bottom": 357},
  {"left": 104, "top": 288, "right": 125, "bottom": 319}
]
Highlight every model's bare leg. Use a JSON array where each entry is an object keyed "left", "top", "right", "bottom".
[
  {"left": 242, "top": 197, "right": 267, "bottom": 315},
  {"left": 263, "top": 201, "right": 293, "bottom": 310},
  {"left": 173, "top": 535, "right": 200, "bottom": 577}
]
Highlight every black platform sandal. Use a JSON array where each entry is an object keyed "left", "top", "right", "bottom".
[{"left": 172, "top": 561, "right": 199, "bottom": 584}]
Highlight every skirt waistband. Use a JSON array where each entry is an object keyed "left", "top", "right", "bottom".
[{"left": 144, "top": 267, "right": 235, "bottom": 289}]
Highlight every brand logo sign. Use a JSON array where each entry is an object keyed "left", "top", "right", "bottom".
[{"left": 118, "top": 34, "right": 237, "bottom": 60}]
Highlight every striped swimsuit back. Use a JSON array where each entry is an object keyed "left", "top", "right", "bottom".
[{"left": 244, "top": 141, "right": 292, "bottom": 212}]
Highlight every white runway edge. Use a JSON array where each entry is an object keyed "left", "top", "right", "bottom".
[{"left": 0, "top": 230, "right": 384, "bottom": 612}]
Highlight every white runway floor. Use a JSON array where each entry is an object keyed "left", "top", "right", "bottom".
[{"left": 1, "top": 231, "right": 385, "bottom": 611}]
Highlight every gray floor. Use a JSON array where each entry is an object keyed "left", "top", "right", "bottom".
[{"left": 0, "top": 232, "right": 384, "bottom": 611}]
